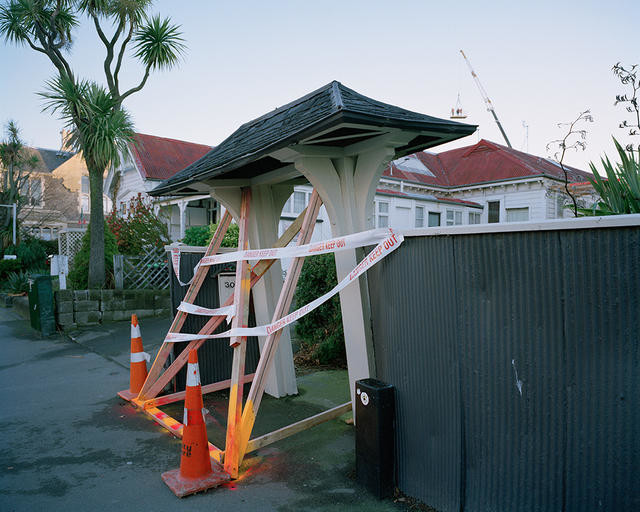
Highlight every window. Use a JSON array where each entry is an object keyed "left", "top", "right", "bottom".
[
  {"left": 428, "top": 212, "right": 440, "bottom": 227},
  {"left": 506, "top": 207, "right": 530, "bottom": 222},
  {"left": 120, "top": 202, "right": 126, "bottom": 215},
  {"left": 415, "top": 206, "right": 424, "bottom": 228},
  {"left": 376, "top": 201, "right": 389, "bottom": 228},
  {"left": 22, "top": 178, "right": 42, "bottom": 206},
  {"left": 293, "top": 191, "right": 306, "bottom": 213},
  {"left": 282, "top": 190, "right": 309, "bottom": 215},
  {"left": 81, "top": 176, "right": 89, "bottom": 194},
  {"left": 469, "top": 211, "right": 482, "bottom": 224},
  {"left": 488, "top": 201, "right": 500, "bottom": 223},
  {"left": 446, "top": 210, "right": 462, "bottom": 226}
]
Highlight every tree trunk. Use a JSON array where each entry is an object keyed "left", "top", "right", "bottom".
[{"left": 87, "top": 160, "right": 106, "bottom": 288}]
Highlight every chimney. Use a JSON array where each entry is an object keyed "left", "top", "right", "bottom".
[{"left": 60, "top": 129, "right": 73, "bottom": 153}]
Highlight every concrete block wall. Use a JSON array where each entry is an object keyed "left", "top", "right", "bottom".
[{"left": 54, "top": 289, "right": 171, "bottom": 330}]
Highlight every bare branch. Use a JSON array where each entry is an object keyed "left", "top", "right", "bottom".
[{"left": 118, "top": 64, "right": 151, "bottom": 104}]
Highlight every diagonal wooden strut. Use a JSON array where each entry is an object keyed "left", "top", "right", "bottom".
[
  {"left": 224, "top": 187, "right": 252, "bottom": 478},
  {"left": 138, "top": 208, "right": 310, "bottom": 401},
  {"left": 237, "top": 190, "right": 323, "bottom": 464},
  {"left": 137, "top": 211, "right": 232, "bottom": 399}
]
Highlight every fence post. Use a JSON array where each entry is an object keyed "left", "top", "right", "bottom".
[
  {"left": 114, "top": 254, "right": 124, "bottom": 290},
  {"left": 51, "top": 255, "right": 69, "bottom": 290}
]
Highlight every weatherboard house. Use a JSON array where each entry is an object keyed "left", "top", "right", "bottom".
[{"left": 105, "top": 133, "right": 215, "bottom": 240}]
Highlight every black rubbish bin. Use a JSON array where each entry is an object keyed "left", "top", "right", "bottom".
[
  {"left": 355, "top": 378, "right": 396, "bottom": 499},
  {"left": 28, "top": 274, "right": 56, "bottom": 336}
]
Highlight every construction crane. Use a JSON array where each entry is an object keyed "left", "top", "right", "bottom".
[{"left": 460, "top": 49, "right": 512, "bottom": 148}]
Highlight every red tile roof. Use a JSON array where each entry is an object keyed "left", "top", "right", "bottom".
[
  {"left": 130, "top": 133, "right": 212, "bottom": 181},
  {"left": 384, "top": 139, "right": 592, "bottom": 187},
  {"left": 435, "top": 196, "right": 482, "bottom": 207}
]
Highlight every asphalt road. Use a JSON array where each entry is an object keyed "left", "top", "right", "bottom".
[{"left": 0, "top": 308, "right": 408, "bottom": 512}]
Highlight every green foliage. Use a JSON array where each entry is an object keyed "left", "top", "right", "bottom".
[
  {"left": 182, "top": 225, "right": 209, "bottom": 246},
  {"left": 181, "top": 222, "right": 239, "bottom": 248},
  {"left": 133, "top": 15, "right": 186, "bottom": 70},
  {"left": 0, "top": 258, "right": 23, "bottom": 280},
  {"left": 580, "top": 138, "right": 640, "bottom": 215},
  {"left": 294, "top": 253, "right": 345, "bottom": 365},
  {"left": 40, "top": 75, "right": 135, "bottom": 171},
  {"left": 106, "top": 194, "right": 169, "bottom": 255},
  {"left": 5, "top": 270, "right": 28, "bottom": 294},
  {"left": 68, "top": 221, "right": 118, "bottom": 289},
  {"left": 4, "top": 235, "right": 47, "bottom": 270}
]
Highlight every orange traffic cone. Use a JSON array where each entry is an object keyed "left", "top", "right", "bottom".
[
  {"left": 161, "top": 349, "right": 230, "bottom": 497},
  {"left": 117, "top": 314, "right": 150, "bottom": 401}
]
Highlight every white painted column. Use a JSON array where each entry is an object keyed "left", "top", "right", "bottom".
[
  {"left": 209, "top": 184, "right": 298, "bottom": 398},
  {"left": 178, "top": 200, "right": 188, "bottom": 240},
  {"left": 292, "top": 144, "right": 402, "bottom": 408}
]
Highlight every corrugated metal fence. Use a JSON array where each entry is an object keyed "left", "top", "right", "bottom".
[
  {"left": 168, "top": 252, "right": 260, "bottom": 391},
  {"left": 367, "top": 225, "right": 639, "bottom": 512}
]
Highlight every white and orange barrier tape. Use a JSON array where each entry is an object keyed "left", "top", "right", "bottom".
[
  {"left": 170, "top": 228, "right": 395, "bottom": 287},
  {"left": 177, "top": 302, "right": 236, "bottom": 323},
  {"left": 164, "top": 229, "right": 403, "bottom": 343}
]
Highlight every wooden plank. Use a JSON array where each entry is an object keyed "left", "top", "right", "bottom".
[
  {"left": 238, "top": 190, "right": 323, "bottom": 461},
  {"left": 224, "top": 187, "right": 252, "bottom": 478},
  {"left": 142, "top": 374, "right": 255, "bottom": 408},
  {"left": 140, "top": 207, "right": 310, "bottom": 400},
  {"left": 137, "top": 212, "right": 232, "bottom": 399},
  {"left": 245, "top": 402, "right": 352, "bottom": 454},
  {"left": 143, "top": 406, "right": 223, "bottom": 463}
]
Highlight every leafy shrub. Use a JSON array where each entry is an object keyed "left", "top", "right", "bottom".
[
  {"left": 6, "top": 270, "right": 29, "bottom": 294},
  {"left": 41, "top": 239, "right": 59, "bottom": 256},
  {"left": 0, "top": 258, "right": 23, "bottom": 280},
  {"left": 293, "top": 253, "right": 345, "bottom": 366},
  {"left": 107, "top": 194, "right": 169, "bottom": 255},
  {"left": 182, "top": 222, "right": 239, "bottom": 248},
  {"left": 68, "top": 221, "right": 119, "bottom": 289},
  {"left": 580, "top": 138, "right": 640, "bottom": 215},
  {"left": 4, "top": 235, "right": 47, "bottom": 270},
  {"left": 182, "top": 225, "right": 209, "bottom": 246}
]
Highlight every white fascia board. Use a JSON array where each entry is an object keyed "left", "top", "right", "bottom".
[
  {"left": 381, "top": 175, "right": 546, "bottom": 194},
  {"left": 404, "top": 214, "right": 640, "bottom": 237},
  {"left": 153, "top": 194, "right": 211, "bottom": 207}
]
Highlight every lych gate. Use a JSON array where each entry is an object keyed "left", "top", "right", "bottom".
[{"left": 122, "top": 81, "right": 475, "bottom": 480}]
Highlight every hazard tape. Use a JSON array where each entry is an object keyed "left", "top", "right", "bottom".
[
  {"left": 163, "top": 229, "right": 403, "bottom": 343},
  {"left": 169, "top": 228, "right": 394, "bottom": 287},
  {"left": 177, "top": 302, "right": 236, "bottom": 323}
]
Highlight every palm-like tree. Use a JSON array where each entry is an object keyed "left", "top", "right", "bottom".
[{"left": 0, "top": 0, "right": 185, "bottom": 287}]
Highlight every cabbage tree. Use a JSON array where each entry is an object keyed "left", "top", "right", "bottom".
[{"left": 0, "top": 0, "right": 185, "bottom": 287}]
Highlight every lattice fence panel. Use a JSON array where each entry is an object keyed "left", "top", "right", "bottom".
[
  {"left": 58, "top": 228, "right": 86, "bottom": 268},
  {"left": 121, "top": 245, "right": 170, "bottom": 289}
]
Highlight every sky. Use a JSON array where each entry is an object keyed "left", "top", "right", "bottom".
[{"left": 0, "top": 0, "right": 638, "bottom": 172}]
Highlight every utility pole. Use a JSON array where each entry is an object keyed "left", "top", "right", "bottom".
[{"left": 460, "top": 50, "right": 513, "bottom": 148}]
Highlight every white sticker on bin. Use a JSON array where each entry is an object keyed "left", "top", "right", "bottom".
[
  {"left": 177, "top": 302, "right": 236, "bottom": 323},
  {"left": 163, "top": 229, "right": 403, "bottom": 343},
  {"left": 169, "top": 228, "right": 394, "bottom": 286}
]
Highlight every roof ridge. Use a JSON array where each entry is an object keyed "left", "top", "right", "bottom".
[
  {"left": 134, "top": 132, "right": 211, "bottom": 148},
  {"left": 234, "top": 81, "right": 339, "bottom": 131},
  {"left": 331, "top": 81, "right": 344, "bottom": 110}
]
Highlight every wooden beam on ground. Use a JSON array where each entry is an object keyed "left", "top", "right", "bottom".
[
  {"left": 137, "top": 212, "right": 232, "bottom": 399},
  {"left": 142, "top": 374, "right": 255, "bottom": 409},
  {"left": 140, "top": 208, "right": 310, "bottom": 401},
  {"left": 238, "top": 190, "right": 323, "bottom": 462},
  {"left": 143, "top": 406, "right": 223, "bottom": 463},
  {"left": 224, "top": 187, "right": 252, "bottom": 479},
  {"left": 245, "top": 402, "right": 352, "bottom": 454}
]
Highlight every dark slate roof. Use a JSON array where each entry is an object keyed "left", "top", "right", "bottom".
[
  {"left": 384, "top": 139, "right": 591, "bottom": 188},
  {"left": 151, "top": 81, "right": 476, "bottom": 196},
  {"left": 129, "top": 133, "right": 212, "bottom": 180},
  {"left": 25, "top": 147, "right": 75, "bottom": 173}
]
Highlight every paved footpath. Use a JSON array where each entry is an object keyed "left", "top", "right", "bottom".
[{"left": 0, "top": 308, "right": 407, "bottom": 512}]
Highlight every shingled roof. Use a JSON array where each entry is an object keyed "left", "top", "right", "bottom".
[
  {"left": 385, "top": 139, "right": 591, "bottom": 187},
  {"left": 130, "top": 133, "right": 211, "bottom": 181},
  {"left": 151, "top": 81, "right": 476, "bottom": 196}
]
